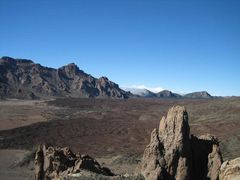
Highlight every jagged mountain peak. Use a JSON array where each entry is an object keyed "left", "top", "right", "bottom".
[
  {"left": 1, "top": 56, "right": 34, "bottom": 64},
  {"left": 0, "top": 56, "right": 131, "bottom": 99},
  {"left": 58, "top": 62, "right": 87, "bottom": 78},
  {"left": 98, "top": 76, "right": 109, "bottom": 81}
]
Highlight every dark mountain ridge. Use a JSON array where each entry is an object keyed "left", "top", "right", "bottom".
[
  {"left": 156, "top": 90, "right": 182, "bottom": 98},
  {"left": 184, "top": 91, "right": 213, "bottom": 99},
  {"left": 0, "top": 56, "right": 131, "bottom": 99}
]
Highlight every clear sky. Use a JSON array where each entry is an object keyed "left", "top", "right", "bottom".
[{"left": 0, "top": 0, "right": 239, "bottom": 96}]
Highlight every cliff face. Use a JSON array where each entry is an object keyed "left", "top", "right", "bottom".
[
  {"left": 0, "top": 56, "right": 131, "bottom": 99},
  {"left": 136, "top": 106, "right": 223, "bottom": 180}
]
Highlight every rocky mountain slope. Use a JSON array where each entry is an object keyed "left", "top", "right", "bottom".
[{"left": 0, "top": 56, "right": 131, "bottom": 99}]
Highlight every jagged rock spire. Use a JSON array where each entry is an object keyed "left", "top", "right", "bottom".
[{"left": 136, "top": 106, "right": 223, "bottom": 180}]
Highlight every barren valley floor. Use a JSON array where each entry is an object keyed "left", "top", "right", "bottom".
[{"left": 0, "top": 97, "right": 240, "bottom": 179}]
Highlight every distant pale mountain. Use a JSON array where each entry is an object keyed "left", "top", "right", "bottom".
[
  {"left": 184, "top": 91, "right": 213, "bottom": 99},
  {"left": 123, "top": 88, "right": 156, "bottom": 97},
  {"left": 124, "top": 88, "right": 182, "bottom": 98},
  {"left": 156, "top": 90, "right": 182, "bottom": 98},
  {"left": 124, "top": 88, "right": 213, "bottom": 99},
  {"left": 0, "top": 56, "right": 131, "bottom": 99}
]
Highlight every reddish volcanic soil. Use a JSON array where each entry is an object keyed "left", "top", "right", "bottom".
[{"left": 0, "top": 98, "right": 240, "bottom": 160}]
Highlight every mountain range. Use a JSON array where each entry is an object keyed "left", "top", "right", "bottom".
[
  {"left": 0, "top": 56, "right": 131, "bottom": 99},
  {"left": 0, "top": 56, "right": 214, "bottom": 100},
  {"left": 124, "top": 88, "right": 213, "bottom": 99}
]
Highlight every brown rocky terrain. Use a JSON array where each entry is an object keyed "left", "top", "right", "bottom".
[
  {"left": 31, "top": 105, "right": 240, "bottom": 179},
  {"left": 0, "top": 56, "right": 131, "bottom": 99},
  {"left": 1, "top": 98, "right": 240, "bottom": 159},
  {"left": 0, "top": 98, "right": 240, "bottom": 179}
]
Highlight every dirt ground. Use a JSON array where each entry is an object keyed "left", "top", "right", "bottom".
[
  {"left": 0, "top": 149, "right": 34, "bottom": 180},
  {"left": 0, "top": 99, "right": 60, "bottom": 130},
  {"left": 0, "top": 97, "right": 240, "bottom": 179}
]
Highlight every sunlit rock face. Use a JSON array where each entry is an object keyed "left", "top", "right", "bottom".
[{"left": 137, "top": 106, "right": 223, "bottom": 180}]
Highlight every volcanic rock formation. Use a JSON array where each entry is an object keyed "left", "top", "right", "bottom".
[
  {"left": 0, "top": 56, "right": 131, "bottom": 99},
  {"left": 34, "top": 145, "right": 114, "bottom": 180},
  {"left": 136, "top": 106, "right": 223, "bottom": 180}
]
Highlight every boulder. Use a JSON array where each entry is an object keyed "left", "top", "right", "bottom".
[{"left": 220, "top": 157, "right": 240, "bottom": 180}]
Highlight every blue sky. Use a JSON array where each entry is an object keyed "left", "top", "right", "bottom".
[{"left": 0, "top": 0, "right": 239, "bottom": 96}]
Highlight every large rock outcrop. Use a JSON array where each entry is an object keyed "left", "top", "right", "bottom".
[
  {"left": 0, "top": 56, "right": 131, "bottom": 99},
  {"left": 137, "top": 106, "right": 223, "bottom": 180},
  {"left": 34, "top": 145, "right": 114, "bottom": 180},
  {"left": 158, "top": 106, "right": 191, "bottom": 180}
]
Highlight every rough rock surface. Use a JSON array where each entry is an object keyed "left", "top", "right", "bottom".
[
  {"left": 220, "top": 158, "right": 240, "bottom": 180},
  {"left": 0, "top": 56, "right": 131, "bottom": 99},
  {"left": 137, "top": 106, "right": 223, "bottom": 180},
  {"left": 158, "top": 106, "right": 191, "bottom": 180},
  {"left": 191, "top": 134, "right": 223, "bottom": 180},
  {"left": 34, "top": 145, "right": 114, "bottom": 180}
]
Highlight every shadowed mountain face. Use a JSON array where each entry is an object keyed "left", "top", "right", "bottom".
[
  {"left": 184, "top": 91, "right": 212, "bottom": 99},
  {"left": 156, "top": 90, "right": 182, "bottom": 98},
  {"left": 0, "top": 57, "right": 131, "bottom": 99}
]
